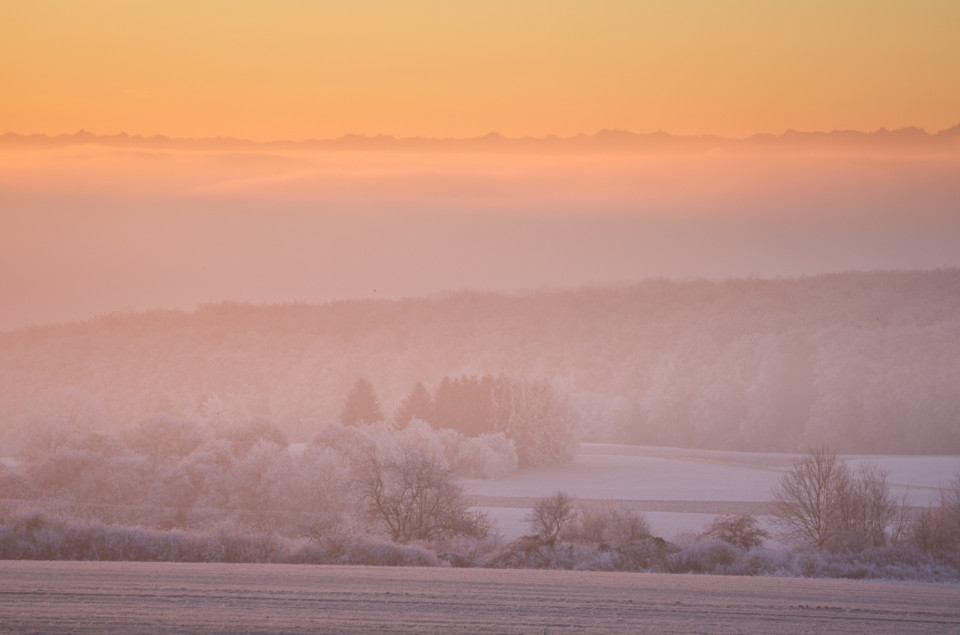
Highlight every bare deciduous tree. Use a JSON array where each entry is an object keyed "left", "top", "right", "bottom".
[
  {"left": 772, "top": 447, "right": 852, "bottom": 549},
  {"left": 911, "top": 471, "right": 960, "bottom": 558},
  {"left": 359, "top": 447, "right": 489, "bottom": 543},
  {"left": 840, "top": 463, "right": 899, "bottom": 548},
  {"left": 571, "top": 501, "right": 652, "bottom": 549},
  {"left": 526, "top": 490, "right": 577, "bottom": 543},
  {"left": 773, "top": 447, "right": 903, "bottom": 550}
]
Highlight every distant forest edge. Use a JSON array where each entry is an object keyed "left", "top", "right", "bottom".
[{"left": 1, "top": 269, "right": 958, "bottom": 455}]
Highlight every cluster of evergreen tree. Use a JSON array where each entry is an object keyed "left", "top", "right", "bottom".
[
  {"left": 342, "top": 375, "right": 580, "bottom": 467},
  {"left": 397, "top": 376, "right": 506, "bottom": 435}
]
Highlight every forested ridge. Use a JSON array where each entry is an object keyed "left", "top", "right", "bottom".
[{"left": 2, "top": 269, "right": 958, "bottom": 454}]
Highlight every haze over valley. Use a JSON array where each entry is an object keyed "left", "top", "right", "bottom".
[
  {"left": 2, "top": 129, "right": 959, "bottom": 330},
  {"left": 4, "top": 2, "right": 960, "bottom": 630}
]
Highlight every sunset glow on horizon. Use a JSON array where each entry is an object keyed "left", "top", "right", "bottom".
[
  {"left": 3, "top": 1, "right": 959, "bottom": 141},
  {"left": 2, "top": 1, "right": 960, "bottom": 330}
]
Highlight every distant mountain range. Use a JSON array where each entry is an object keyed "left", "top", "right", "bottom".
[{"left": 2, "top": 125, "right": 959, "bottom": 154}]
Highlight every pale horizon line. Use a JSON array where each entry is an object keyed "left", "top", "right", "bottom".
[{"left": 2, "top": 123, "right": 959, "bottom": 153}]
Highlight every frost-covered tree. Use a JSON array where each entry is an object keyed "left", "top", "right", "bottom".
[
  {"left": 454, "top": 432, "right": 518, "bottom": 479},
  {"left": 19, "top": 387, "right": 106, "bottom": 459},
  {"left": 839, "top": 462, "right": 901, "bottom": 548},
  {"left": 570, "top": 501, "right": 652, "bottom": 549},
  {"left": 170, "top": 438, "right": 236, "bottom": 509},
  {"left": 703, "top": 514, "right": 770, "bottom": 549},
  {"left": 406, "top": 375, "right": 578, "bottom": 467},
  {"left": 219, "top": 416, "right": 288, "bottom": 455},
  {"left": 503, "top": 378, "right": 580, "bottom": 467},
  {"left": 232, "top": 439, "right": 287, "bottom": 525},
  {"left": 358, "top": 446, "right": 489, "bottom": 543},
  {"left": 312, "top": 421, "right": 377, "bottom": 475},
  {"left": 773, "top": 448, "right": 903, "bottom": 550},
  {"left": 339, "top": 378, "right": 385, "bottom": 427},
  {"left": 772, "top": 447, "right": 851, "bottom": 549},
  {"left": 127, "top": 414, "right": 206, "bottom": 460},
  {"left": 278, "top": 444, "right": 354, "bottom": 536},
  {"left": 911, "top": 471, "right": 960, "bottom": 559},
  {"left": 527, "top": 491, "right": 577, "bottom": 543}
]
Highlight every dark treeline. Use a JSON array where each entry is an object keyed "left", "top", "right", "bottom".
[{"left": 1, "top": 269, "right": 959, "bottom": 454}]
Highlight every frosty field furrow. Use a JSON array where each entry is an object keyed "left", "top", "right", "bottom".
[{"left": 1, "top": 561, "right": 958, "bottom": 634}]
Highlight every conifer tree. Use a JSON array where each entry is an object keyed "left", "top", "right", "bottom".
[
  {"left": 339, "top": 378, "right": 384, "bottom": 426},
  {"left": 393, "top": 381, "right": 432, "bottom": 428}
]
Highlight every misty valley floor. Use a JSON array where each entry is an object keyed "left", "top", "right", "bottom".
[{"left": 1, "top": 561, "right": 958, "bottom": 634}]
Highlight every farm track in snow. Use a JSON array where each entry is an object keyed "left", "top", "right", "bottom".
[{"left": 1, "top": 561, "right": 958, "bottom": 634}]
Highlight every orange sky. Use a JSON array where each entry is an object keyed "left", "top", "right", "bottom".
[
  {"left": 3, "top": 1, "right": 960, "bottom": 330},
  {"left": 2, "top": 1, "right": 959, "bottom": 140}
]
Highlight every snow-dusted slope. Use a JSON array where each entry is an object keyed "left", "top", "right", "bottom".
[{"left": 465, "top": 444, "right": 960, "bottom": 540}]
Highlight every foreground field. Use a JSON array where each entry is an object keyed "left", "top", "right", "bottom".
[{"left": 1, "top": 561, "right": 958, "bottom": 634}]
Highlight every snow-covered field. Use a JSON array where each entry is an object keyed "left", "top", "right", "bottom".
[
  {"left": 466, "top": 444, "right": 960, "bottom": 541},
  {"left": 1, "top": 561, "right": 958, "bottom": 634}
]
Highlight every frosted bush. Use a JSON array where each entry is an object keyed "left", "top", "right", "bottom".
[
  {"left": 611, "top": 536, "right": 674, "bottom": 572},
  {"left": 455, "top": 433, "right": 518, "bottom": 479},
  {"left": 173, "top": 438, "right": 237, "bottom": 510},
  {"left": 323, "top": 534, "right": 440, "bottom": 567},
  {"left": 570, "top": 544, "right": 618, "bottom": 571},
  {"left": 777, "top": 546, "right": 959, "bottom": 581},
  {"left": 312, "top": 421, "right": 376, "bottom": 470},
  {"left": 728, "top": 547, "right": 790, "bottom": 576},
  {"left": 1, "top": 508, "right": 958, "bottom": 580},
  {"left": 604, "top": 508, "right": 653, "bottom": 549},
  {"left": 485, "top": 536, "right": 662, "bottom": 572},
  {"left": 565, "top": 501, "right": 652, "bottom": 551},
  {"left": 484, "top": 536, "right": 555, "bottom": 569},
  {"left": 231, "top": 439, "right": 287, "bottom": 522},
  {"left": 386, "top": 419, "right": 448, "bottom": 462},
  {"left": 218, "top": 416, "right": 288, "bottom": 456},
  {"left": 435, "top": 534, "right": 502, "bottom": 568},
  {"left": 668, "top": 540, "right": 739, "bottom": 573},
  {"left": 278, "top": 444, "right": 355, "bottom": 535},
  {"left": 215, "top": 526, "right": 285, "bottom": 562},
  {"left": 703, "top": 514, "right": 770, "bottom": 549},
  {"left": 127, "top": 413, "right": 207, "bottom": 460},
  {"left": 383, "top": 419, "right": 519, "bottom": 479},
  {"left": 0, "top": 466, "right": 37, "bottom": 501}
]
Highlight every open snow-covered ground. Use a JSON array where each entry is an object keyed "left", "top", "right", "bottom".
[
  {"left": 465, "top": 444, "right": 960, "bottom": 541},
  {"left": 2, "top": 561, "right": 958, "bottom": 634}
]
